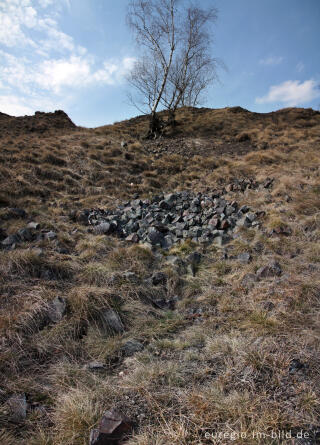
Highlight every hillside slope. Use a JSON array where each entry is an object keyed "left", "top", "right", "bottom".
[{"left": 0, "top": 107, "right": 320, "bottom": 444}]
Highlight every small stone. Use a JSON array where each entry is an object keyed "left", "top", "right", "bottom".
[
  {"left": 225, "top": 205, "right": 235, "bottom": 216},
  {"left": 256, "top": 260, "right": 282, "bottom": 279},
  {"left": 100, "top": 309, "right": 124, "bottom": 334},
  {"left": 47, "top": 296, "right": 66, "bottom": 323},
  {"left": 94, "top": 223, "right": 111, "bottom": 235},
  {"left": 213, "top": 234, "right": 232, "bottom": 246},
  {"left": 289, "top": 358, "right": 305, "bottom": 374},
  {"left": 148, "top": 228, "right": 164, "bottom": 246},
  {"left": 7, "top": 393, "right": 27, "bottom": 422},
  {"left": 89, "top": 409, "right": 133, "bottom": 445},
  {"left": 262, "top": 301, "right": 275, "bottom": 311},
  {"left": 86, "top": 361, "right": 106, "bottom": 371},
  {"left": 44, "top": 231, "right": 57, "bottom": 241},
  {"left": 125, "top": 233, "right": 139, "bottom": 243},
  {"left": 246, "top": 212, "right": 256, "bottom": 223},
  {"left": 27, "top": 222, "right": 40, "bottom": 230},
  {"left": 1, "top": 234, "right": 19, "bottom": 246},
  {"left": 237, "top": 252, "right": 252, "bottom": 264},
  {"left": 17, "top": 228, "right": 34, "bottom": 241},
  {"left": 263, "top": 178, "right": 274, "bottom": 188},
  {"left": 122, "top": 339, "right": 144, "bottom": 357},
  {"left": 151, "top": 271, "right": 167, "bottom": 286},
  {"left": 241, "top": 273, "right": 258, "bottom": 289},
  {"left": 220, "top": 220, "right": 230, "bottom": 230},
  {"left": 239, "top": 205, "right": 249, "bottom": 214},
  {"left": 121, "top": 140, "right": 128, "bottom": 148}
]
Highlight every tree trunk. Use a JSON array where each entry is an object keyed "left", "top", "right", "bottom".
[{"left": 146, "top": 112, "right": 163, "bottom": 139}]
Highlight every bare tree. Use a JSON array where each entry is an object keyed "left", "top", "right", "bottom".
[{"left": 127, "top": 0, "right": 220, "bottom": 138}]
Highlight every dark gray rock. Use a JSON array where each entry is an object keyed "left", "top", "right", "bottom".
[
  {"left": 1, "top": 234, "right": 19, "bottom": 246},
  {"left": 100, "top": 309, "right": 124, "bottom": 334},
  {"left": 122, "top": 339, "right": 144, "bottom": 357},
  {"left": 237, "top": 252, "right": 252, "bottom": 264},
  {"left": 213, "top": 234, "right": 232, "bottom": 247},
  {"left": 187, "top": 251, "right": 202, "bottom": 265},
  {"left": 241, "top": 273, "right": 258, "bottom": 289},
  {"left": 256, "top": 260, "right": 282, "bottom": 278},
  {"left": 17, "top": 228, "right": 34, "bottom": 242},
  {"left": 148, "top": 228, "right": 164, "bottom": 246},
  {"left": 289, "top": 358, "right": 305, "bottom": 374},
  {"left": 151, "top": 271, "right": 167, "bottom": 286},
  {"left": 47, "top": 296, "right": 66, "bottom": 323},
  {"left": 81, "top": 190, "right": 263, "bottom": 251},
  {"left": 239, "top": 205, "right": 249, "bottom": 214},
  {"left": 7, "top": 393, "right": 27, "bottom": 422},
  {"left": 94, "top": 222, "right": 111, "bottom": 234}
]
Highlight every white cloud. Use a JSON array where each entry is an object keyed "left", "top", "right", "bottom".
[
  {"left": 0, "top": 0, "right": 134, "bottom": 116},
  {"left": 35, "top": 56, "right": 92, "bottom": 93},
  {"left": 93, "top": 58, "right": 136, "bottom": 84},
  {"left": 0, "top": 93, "right": 64, "bottom": 116},
  {"left": 0, "top": 95, "right": 34, "bottom": 115},
  {"left": 0, "top": 51, "right": 135, "bottom": 96},
  {"left": 256, "top": 80, "right": 320, "bottom": 106},
  {"left": 259, "top": 56, "right": 283, "bottom": 66},
  {"left": 0, "top": 1, "right": 37, "bottom": 47}
]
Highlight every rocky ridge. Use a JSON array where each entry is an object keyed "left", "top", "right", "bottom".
[{"left": 0, "top": 110, "right": 76, "bottom": 137}]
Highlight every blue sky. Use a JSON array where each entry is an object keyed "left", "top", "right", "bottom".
[{"left": 0, "top": 0, "right": 319, "bottom": 127}]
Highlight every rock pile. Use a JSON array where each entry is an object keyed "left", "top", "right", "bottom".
[{"left": 83, "top": 191, "right": 263, "bottom": 249}]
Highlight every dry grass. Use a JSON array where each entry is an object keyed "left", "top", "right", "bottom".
[{"left": 0, "top": 106, "right": 319, "bottom": 444}]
